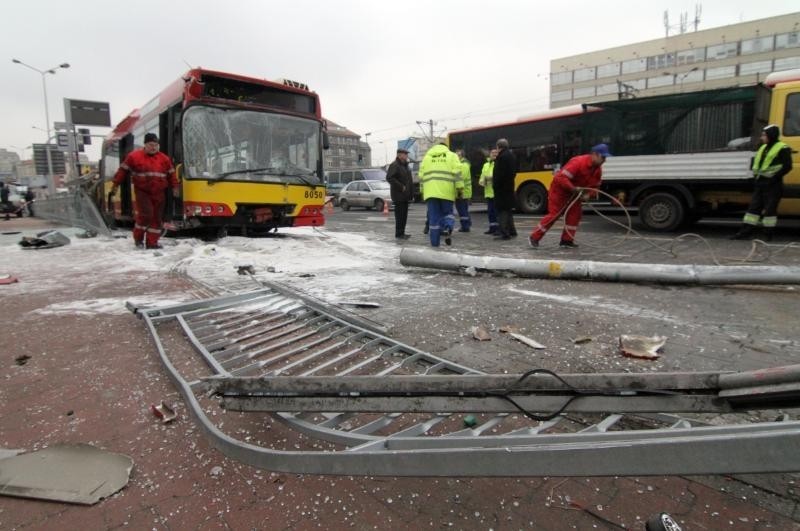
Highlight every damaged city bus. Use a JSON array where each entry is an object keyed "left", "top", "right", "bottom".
[{"left": 98, "top": 69, "right": 328, "bottom": 237}]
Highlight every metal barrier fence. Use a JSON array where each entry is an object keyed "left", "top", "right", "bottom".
[{"left": 32, "top": 189, "right": 112, "bottom": 237}]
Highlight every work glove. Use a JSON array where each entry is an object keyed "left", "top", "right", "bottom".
[{"left": 109, "top": 186, "right": 118, "bottom": 196}]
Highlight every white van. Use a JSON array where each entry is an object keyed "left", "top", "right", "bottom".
[{"left": 325, "top": 168, "right": 386, "bottom": 204}]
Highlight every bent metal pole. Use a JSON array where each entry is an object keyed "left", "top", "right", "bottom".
[{"left": 399, "top": 248, "right": 800, "bottom": 285}]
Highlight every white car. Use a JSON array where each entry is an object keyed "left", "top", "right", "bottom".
[{"left": 338, "top": 180, "right": 393, "bottom": 211}]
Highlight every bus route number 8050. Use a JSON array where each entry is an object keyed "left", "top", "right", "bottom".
[{"left": 304, "top": 189, "right": 324, "bottom": 199}]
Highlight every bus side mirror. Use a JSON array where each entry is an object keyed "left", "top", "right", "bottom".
[{"left": 323, "top": 131, "right": 330, "bottom": 150}]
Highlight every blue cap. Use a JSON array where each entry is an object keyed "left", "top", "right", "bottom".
[{"left": 591, "top": 143, "right": 612, "bottom": 157}]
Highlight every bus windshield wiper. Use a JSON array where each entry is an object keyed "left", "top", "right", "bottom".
[
  {"left": 213, "top": 167, "right": 280, "bottom": 182},
  {"left": 289, "top": 173, "right": 321, "bottom": 189}
]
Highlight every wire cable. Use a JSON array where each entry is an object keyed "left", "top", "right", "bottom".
[{"left": 541, "top": 186, "right": 800, "bottom": 266}]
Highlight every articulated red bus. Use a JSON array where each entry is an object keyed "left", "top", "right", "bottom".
[{"left": 98, "top": 68, "right": 328, "bottom": 236}]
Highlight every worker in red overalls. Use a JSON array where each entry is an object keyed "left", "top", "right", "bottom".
[
  {"left": 110, "top": 133, "right": 179, "bottom": 249},
  {"left": 528, "top": 143, "right": 611, "bottom": 248}
]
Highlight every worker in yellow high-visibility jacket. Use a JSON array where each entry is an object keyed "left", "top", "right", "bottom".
[
  {"left": 479, "top": 148, "right": 498, "bottom": 234},
  {"left": 418, "top": 143, "right": 463, "bottom": 247},
  {"left": 455, "top": 150, "right": 473, "bottom": 232}
]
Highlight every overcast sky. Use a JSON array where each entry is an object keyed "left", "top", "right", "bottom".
[{"left": 2, "top": 0, "right": 798, "bottom": 165}]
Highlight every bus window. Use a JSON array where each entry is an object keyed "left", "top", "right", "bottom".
[
  {"left": 562, "top": 130, "right": 582, "bottom": 161},
  {"left": 514, "top": 143, "right": 559, "bottom": 172},
  {"left": 785, "top": 93, "right": 800, "bottom": 137}
]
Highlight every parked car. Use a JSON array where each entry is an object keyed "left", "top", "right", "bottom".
[
  {"left": 338, "top": 180, "right": 393, "bottom": 211},
  {"left": 325, "top": 167, "right": 387, "bottom": 204}
]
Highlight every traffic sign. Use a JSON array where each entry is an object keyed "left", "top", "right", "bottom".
[{"left": 56, "top": 132, "right": 70, "bottom": 148}]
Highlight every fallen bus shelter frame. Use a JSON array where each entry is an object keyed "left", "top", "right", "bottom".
[{"left": 131, "top": 286, "right": 800, "bottom": 477}]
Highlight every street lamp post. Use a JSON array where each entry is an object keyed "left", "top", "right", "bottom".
[
  {"left": 378, "top": 141, "right": 388, "bottom": 166},
  {"left": 364, "top": 132, "right": 371, "bottom": 167},
  {"left": 12, "top": 58, "right": 70, "bottom": 195}
]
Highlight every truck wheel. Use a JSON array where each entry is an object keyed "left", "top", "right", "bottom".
[
  {"left": 516, "top": 182, "right": 547, "bottom": 214},
  {"left": 339, "top": 199, "right": 351, "bottom": 211},
  {"left": 639, "top": 192, "right": 685, "bottom": 232}
]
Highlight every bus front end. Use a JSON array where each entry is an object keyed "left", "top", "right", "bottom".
[{"left": 180, "top": 105, "right": 326, "bottom": 234}]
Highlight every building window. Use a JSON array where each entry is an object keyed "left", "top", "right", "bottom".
[
  {"left": 597, "top": 63, "right": 620, "bottom": 78},
  {"left": 776, "top": 32, "right": 800, "bottom": 49},
  {"left": 622, "top": 57, "right": 647, "bottom": 74},
  {"left": 573, "top": 86, "right": 596, "bottom": 99},
  {"left": 551, "top": 89, "right": 572, "bottom": 102},
  {"left": 628, "top": 79, "right": 647, "bottom": 90},
  {"left": 596, "top": 82, "right": 618, "bottom": 96},
  {"left": 707, "top": 42, "right": 738, "bottom": 61},
  {"left": 647, "top": 74, "right": 673, "bottom": 88},
  {"left": 677, "top": 47, "right": 706, "bottom": 65},
  {"left": 741, "top": 36, "right": 774, "bottom": 55},
  {"left": 574, "top": 66, "right": 596, "bottom": 82},
  {"left": 647, "top": 53, "right": 675, "bottom": 71},
  {"left": 551, "top": 71, "right": 572, "bottom": 85},
  {"left": 678, "top": 69, "right": 704, "bottom": 84},
  {"left": 775, "top": 56, "right": 800, "bottom": 71},
  {"left": 739, "top": 60, "right": 773, "bottom": 76},
  {"left": 706, "top": 65, "right": 736, "bottom": 80}
]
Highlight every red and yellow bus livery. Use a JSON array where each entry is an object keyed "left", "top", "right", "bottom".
[{"left": 99, "top": 69, "right": 328, "bottom": 236}]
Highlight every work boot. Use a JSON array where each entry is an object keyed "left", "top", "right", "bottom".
[
  {"left": 762, "top": 228, "right": 774, "bottom": 242},
  {"left": 528, "top": 236, "right": 539, "bottom": 248},
  {"left": 146, "top": 243, "right": 163, "bottom": 250},
  {"left": 730, "top": 225, "right": 755, "bottom": 240},
  {"left": 559, "top": 240, "right": 578, "bottom": 248},
  {"left": 423, "top": 222, "right": 429, "bottom": 235},
  {"left": 134, "top": 241, "right": 144, "bottom": 249}
]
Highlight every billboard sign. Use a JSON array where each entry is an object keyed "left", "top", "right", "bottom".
[{"left": 64, "top": 99, "right": 111, "bottom": 127}]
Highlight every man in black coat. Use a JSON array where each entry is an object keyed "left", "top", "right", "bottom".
[
  {"left": 0, "top": 182, "right": 9, "bottom": 207},
  {"left": 24, "top": 188, "right": 35, "bottom": 216},
  {"left": 386, "top": 148, "right": 414, "bottom": 239},
  {"left": 492, "top": 138, "right": 518, "bottom": 240}
]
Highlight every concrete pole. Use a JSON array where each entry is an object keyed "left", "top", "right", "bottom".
[{"left": 399, "top": 248, "right": 800, "bottom": 285}]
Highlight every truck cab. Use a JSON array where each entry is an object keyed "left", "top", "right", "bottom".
[{"left": 764, "top": 70, "right": 800, "bottom": 217}]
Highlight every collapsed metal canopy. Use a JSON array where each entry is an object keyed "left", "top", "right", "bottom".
[{"left": 131, "top": 284, "right": 800, "bottom": 477}]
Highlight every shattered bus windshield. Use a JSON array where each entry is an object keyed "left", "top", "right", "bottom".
[{"left": 183, "top": 106, "right": 322, "bottom": 183}]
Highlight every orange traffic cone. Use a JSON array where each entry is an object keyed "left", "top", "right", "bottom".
[{"left": 383, "top": 200, "right": 389, "bottom": 217}]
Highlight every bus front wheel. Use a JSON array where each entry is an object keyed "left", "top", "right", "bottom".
[
  {"left": 516, "top": 182, "right": 547, "bottom": 214},
  {"left": 638, "top": 192, "right": 685, "bottom": 232}
]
